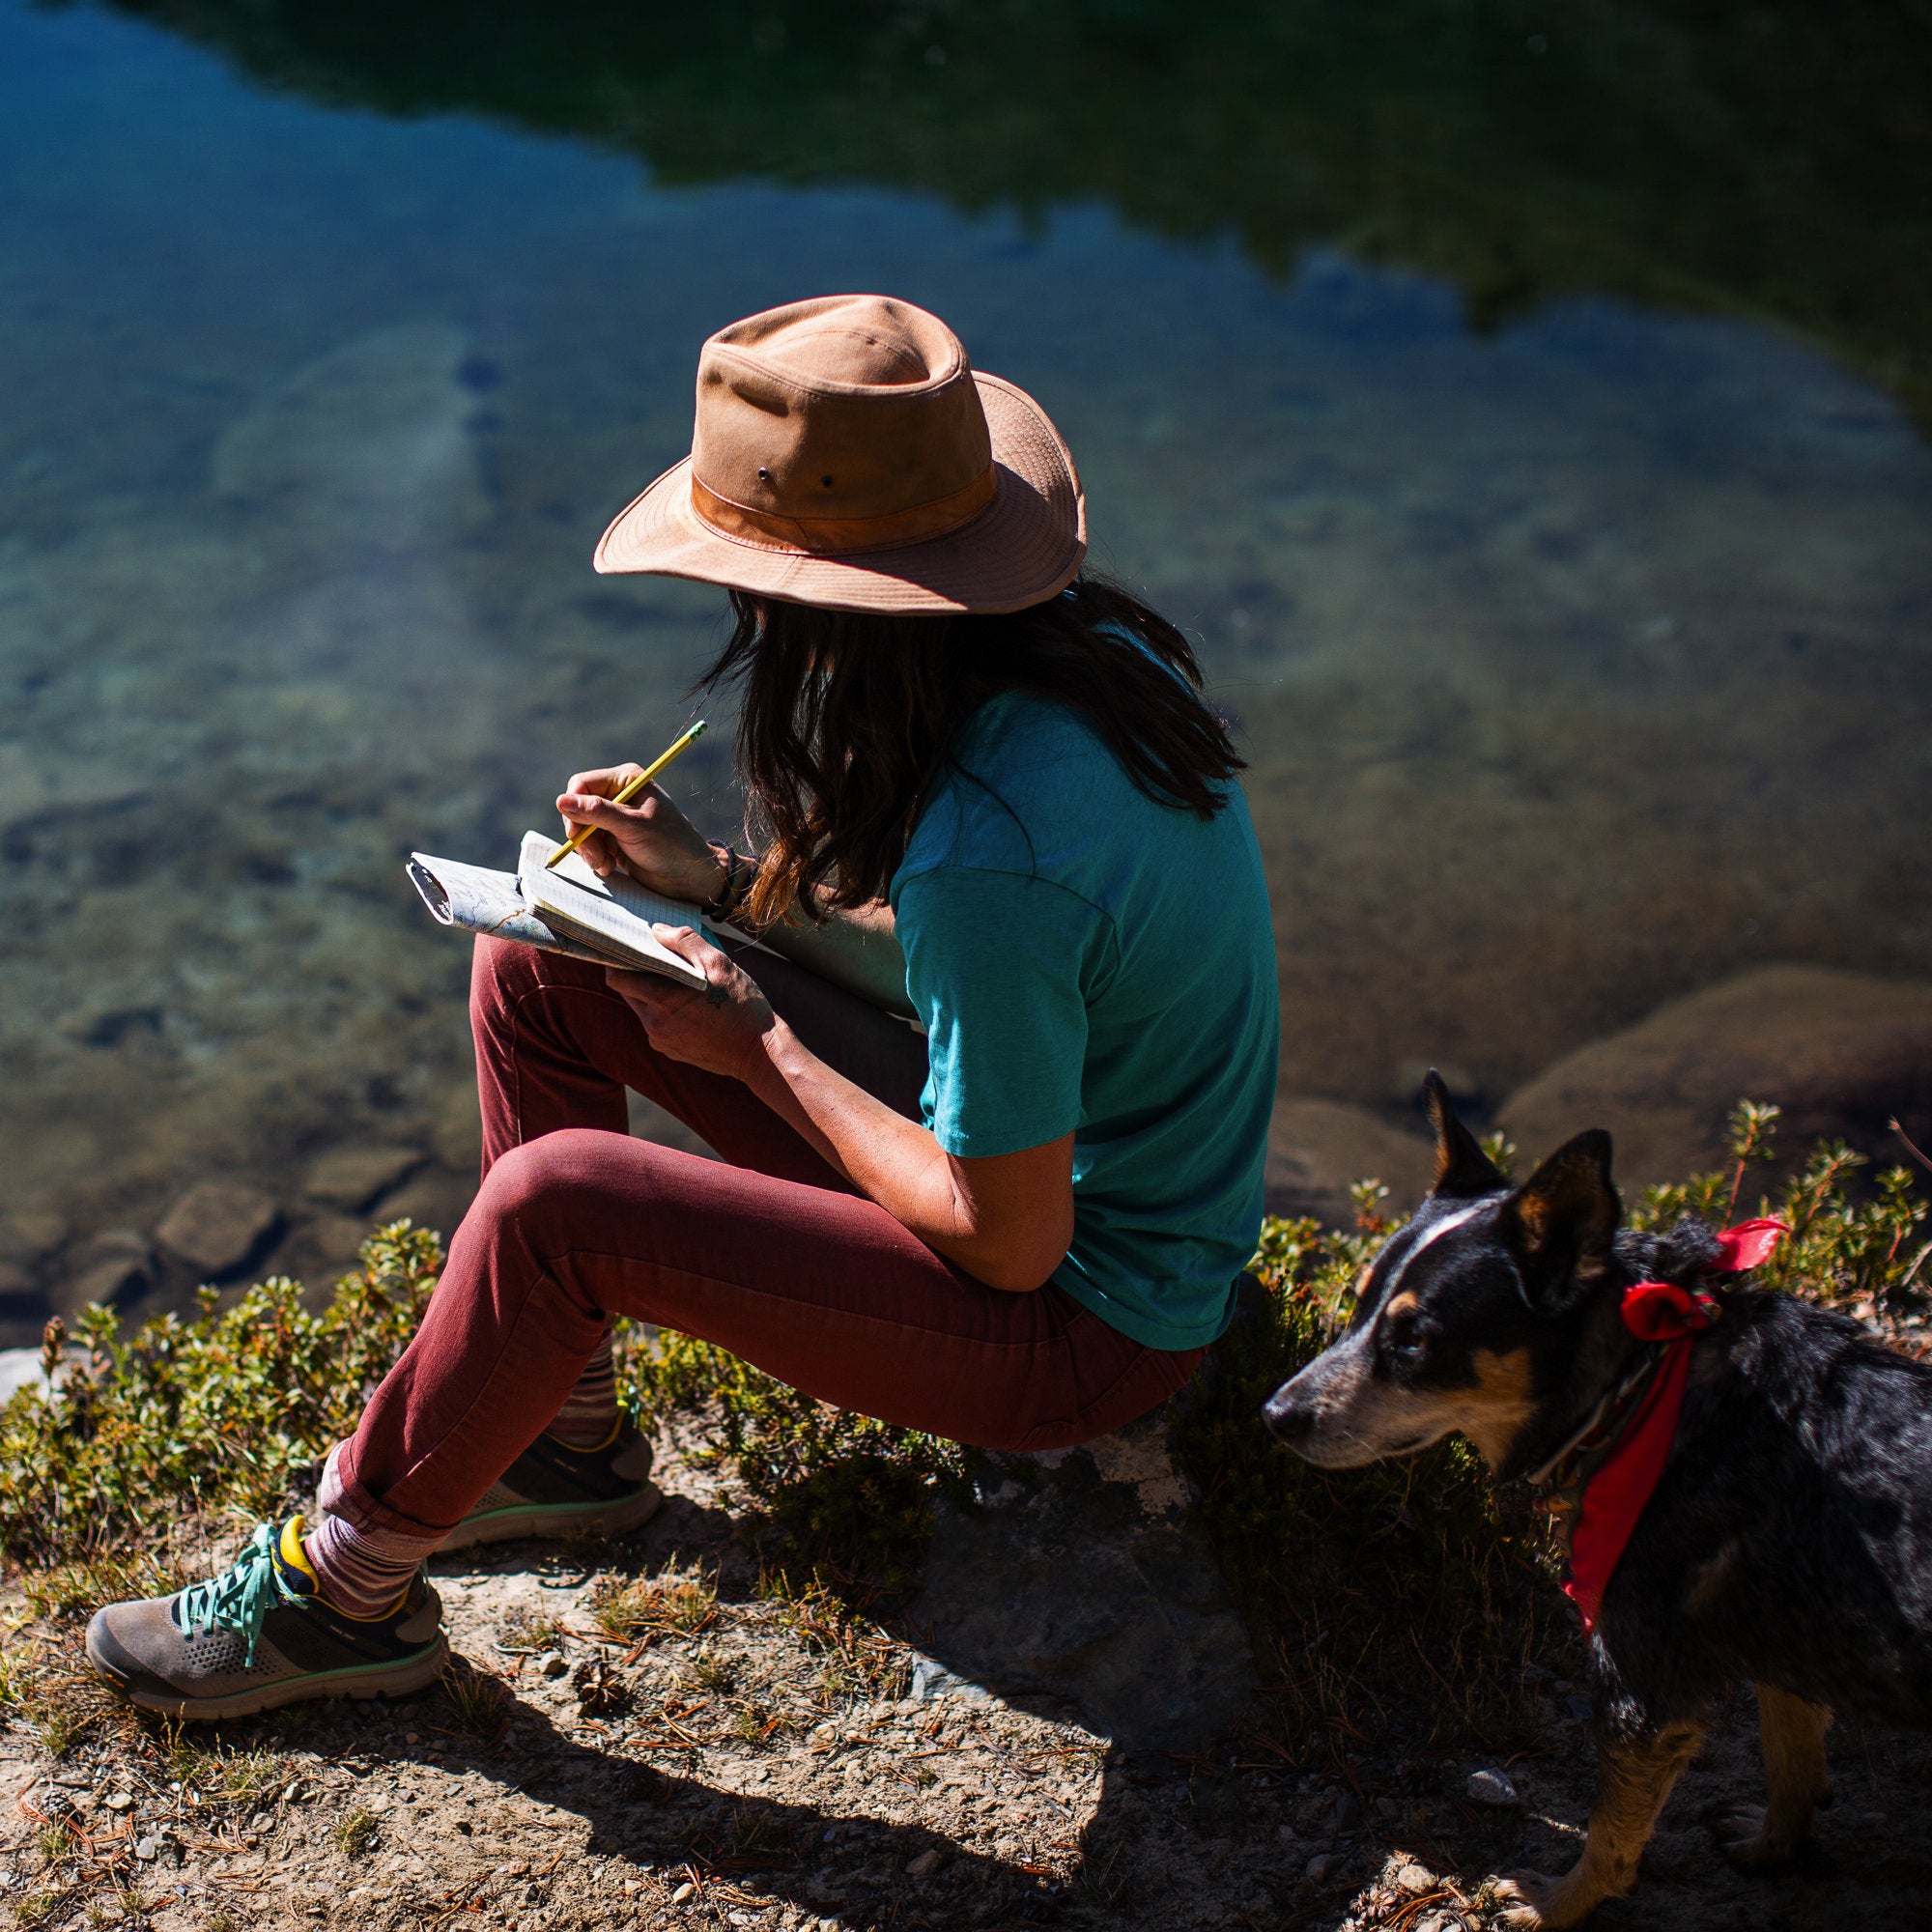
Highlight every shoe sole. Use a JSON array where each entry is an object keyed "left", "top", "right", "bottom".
[
  {"left": 434, "top": 1481, "right": 664, "bottom": 1554},
  {"left": 86, "top": 1631, "right": 451, "bottom": 1722}
]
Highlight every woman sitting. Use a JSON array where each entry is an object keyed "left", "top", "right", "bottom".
[{"left": 87, "top": 295, "right": 1280, "bottom": 1718}]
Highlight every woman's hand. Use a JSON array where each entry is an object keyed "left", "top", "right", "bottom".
[
  {"left": 605, "top": 927, "right": 776, "bottom": 1083},
  {"left": 556, "top": 765, "right": 726, "bottom": 904}
]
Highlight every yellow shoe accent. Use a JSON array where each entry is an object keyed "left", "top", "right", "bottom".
[
  {"left": 280, "top": 1514, "right": 319, "bottom": 1586},
  {"left": 324, "top": 1583, "right": 415, "bottom": 1623},
  {"left": 544, "top": 1414, "right": 624, "bottom": 1454}
]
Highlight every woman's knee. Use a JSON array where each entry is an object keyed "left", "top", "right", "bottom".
[{"left": 471, "top": 1127, "right": 639, "bottom": 1244}]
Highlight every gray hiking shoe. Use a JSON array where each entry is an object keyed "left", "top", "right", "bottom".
[
  {"left": 435, "top": 1420, "right": 664, "bottom": 1552},
  {"left": 86, "top": 1518, "right": 447, "bottom": 1721}
]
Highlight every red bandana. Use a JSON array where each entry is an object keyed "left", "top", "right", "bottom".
[{"left": 1561, "top": 1219, "right": 1788, "bottom": 1632}]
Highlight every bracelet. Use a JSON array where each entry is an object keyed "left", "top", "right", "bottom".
[{"left": 703, "top": 842, "right": 756, "bottom": 924}]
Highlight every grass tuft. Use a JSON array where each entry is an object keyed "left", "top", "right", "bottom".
[
  {"left": 334, "top": 1806, "right": 379, "bottom": 1858},
  {"left": 498, "top": 1608, "right": 572, "bottom": 1655},
  {"left": 440, "top": 1655, "right": 511, "bottom": 1737},
  {"left": 764, "top": 1576, "right": 908, "bottom": 1706},
  {"left": 146, "top": 1728, "right": 289, "bottom": 1817},
  {"left": 588, "top": 1565, "right": 719, "bottom": 1642}
]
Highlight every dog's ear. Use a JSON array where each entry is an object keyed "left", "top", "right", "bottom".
[
  {"left": 1424, "top": 1068, "right": 1507, "bottom": 1198},
  {"left": 1502, "top": 1129, "right": 1620, "bottom": 1291}
]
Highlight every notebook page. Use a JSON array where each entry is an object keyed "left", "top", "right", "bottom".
[
  {"left": 519, "top": 831, "right": 708, "bottom": 928},
  {"left": 516, "top": 832, "right": 709, "bottom": 987}
]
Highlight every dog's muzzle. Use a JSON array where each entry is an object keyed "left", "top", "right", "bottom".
[{"left": 1261, "top": 1378, "right": 1317, "bottom": 1450}]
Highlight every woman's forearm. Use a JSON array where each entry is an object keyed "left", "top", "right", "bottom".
[
  {"left": 741, "top": 1017, "right": 1073, "bottom": 1293},
  {"left": 608, "top": 923, "right": 1071, "bottom": 1291}
]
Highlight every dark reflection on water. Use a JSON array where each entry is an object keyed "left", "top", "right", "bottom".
[
  {"left": 102, "top": 0, "right": 1932, "bottom": 425},
  {"left": 0, "top": 0, "right": 1927, "bottom": 1339}
]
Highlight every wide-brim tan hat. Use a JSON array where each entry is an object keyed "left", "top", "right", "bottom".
[{"left": 594, "top": 295, "right": 1086, "bottom": 616}]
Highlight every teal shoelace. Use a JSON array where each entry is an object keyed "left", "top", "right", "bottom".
[{"left": 169, "top": 1520, "right": 294, "bottom": 1666}]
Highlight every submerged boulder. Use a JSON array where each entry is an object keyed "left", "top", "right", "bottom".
[
  {"left": 156, "top": 1180, "right": 279, "bottom": 1278},
  {"left": 301, "top": 1143, "right": 426, "bottom": 1213},
  {"left": 212, "top": 322, "right": 490, "bottom": 551},
  {"left": 63, "top": 1230, "right": 156, "bottom": 1310},
  {"left": 1502, "top": 965, "right": 1932, "bottom": 1189},
  {"left": 1265, "top": 1097, "right": 1435, "bottom": 1224}
]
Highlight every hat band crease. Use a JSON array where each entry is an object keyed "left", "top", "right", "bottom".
[{"left": 689, "top": 468, "right": 999, "bottom": 556}]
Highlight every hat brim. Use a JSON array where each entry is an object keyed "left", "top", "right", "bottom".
[{"left": 592, "top": 373, "right": 1086, "bottom": 616}]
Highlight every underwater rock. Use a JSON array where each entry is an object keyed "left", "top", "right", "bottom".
[
  {"left": 906, "top": 1400, "right": 1258, "bottom": 1752},
  {"left": 155, "top": 1180, "right": 279, "bottom": 1278},
  {"left": 63, "top": 1230, "right": 156, "bottom": 1310},
  {"left": 1502, "top": 965, "right": 1932, "bottom": 1188},
  {"left": 307, "top": 1212, "right": 376, "bottom": 1262},
  {"left": 211, "top": 322, "right": 489, "bottom": 552},
  {"left": 0, "top": 743, "right": 146, "bottom": 837},
  {"left": 367, "top": 1163, "right": 473, "bottom": 1248},
  {"left": 301, "top": 1144, "right": 426, "bottom": 1213},
  {"left": 1265, "top": 1097, "right": 1435, "bottom": 1223}
]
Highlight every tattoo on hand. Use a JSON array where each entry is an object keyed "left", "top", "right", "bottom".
[{"left": 704, "top": 983, "right": 731, "bottom": 1009}]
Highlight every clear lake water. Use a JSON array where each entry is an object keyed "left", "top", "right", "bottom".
[{"left": 1, "top": 0, "right": 1928, "bottom": 1339}]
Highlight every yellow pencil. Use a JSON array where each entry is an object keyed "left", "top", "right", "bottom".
[{"left": 545, "top": 719, "right": 707, "bottom": 869}]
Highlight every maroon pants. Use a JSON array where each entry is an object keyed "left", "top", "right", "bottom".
[{"left": 333, "top": 936, "right": 1204, "bottom": 1541}]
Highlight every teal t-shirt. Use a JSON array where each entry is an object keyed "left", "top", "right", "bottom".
[{"left": 888, "top": 686, "right": 1280, "bottom": 1350}]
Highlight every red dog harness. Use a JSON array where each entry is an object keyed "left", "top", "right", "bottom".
[{"left": 1537, "top": 1219, "right": 1788, "bottom": 1633}]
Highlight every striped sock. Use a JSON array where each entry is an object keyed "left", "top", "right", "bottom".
[
  {"left": 304, "top": 1511, "right": 439, "bottom": 1620},
  {"left": 549, "top": 1328, "right": 619, "bottom": 1448}
]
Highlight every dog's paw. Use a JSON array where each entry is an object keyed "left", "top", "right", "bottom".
[
  {"left": 1492, "top": 1869, "right": 1601, "bottom": 1930},
  {"left": 1709, "top": 1804, "right": 1802, "bottom": 1869},
  {"left": 1492, "top": 1870, "right": 1562, "bottom": 1929}
]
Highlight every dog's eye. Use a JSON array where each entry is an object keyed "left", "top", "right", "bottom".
[{"left": 1383, "top": 1310, "right": 1428, "bottom": 1364}]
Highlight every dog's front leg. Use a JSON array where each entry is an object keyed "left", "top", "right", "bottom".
[
  {"left": 1710, "top": 1682, "right": 1832, "bottom": 1867},
  {"left": 1494, "top": 1719, "right": 1705, "bottom": 1929}
]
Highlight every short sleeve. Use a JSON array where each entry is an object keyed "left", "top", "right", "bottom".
[{"left": 895, "top": 867, "right": 1113, "bottom": 1158}]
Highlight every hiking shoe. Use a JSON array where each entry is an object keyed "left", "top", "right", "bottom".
[
  {"left": 433, "top": 1419, "right": 663, "bottom": 1553},
  {"left": 86, "top": 1518, "right": 446, "bottom": 1721}
]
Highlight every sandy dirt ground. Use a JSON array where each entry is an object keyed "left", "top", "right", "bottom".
[{"left": 5, "top": 1431, "right": 1931, "bottom": 1932}]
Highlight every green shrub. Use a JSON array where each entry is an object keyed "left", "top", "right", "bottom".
[
  {"left": 1633, "top": 1101, "right": 1928, "bottom": 1321},
  {"left": 0, "top": 1223, "right": 441, "bottom": 1571}
]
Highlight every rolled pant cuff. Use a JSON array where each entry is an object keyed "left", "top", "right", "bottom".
[{"left": 321, "top": 1439, "right": 460, "bottom": 1553}]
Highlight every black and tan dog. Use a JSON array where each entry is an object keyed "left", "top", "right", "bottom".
[{"left": 1264, "top": 1073, "right": 1932, "bottom": 1928}]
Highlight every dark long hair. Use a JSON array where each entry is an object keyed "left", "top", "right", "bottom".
[{"left": 696, "top": 576, "right": 1244, "bottom": 924}]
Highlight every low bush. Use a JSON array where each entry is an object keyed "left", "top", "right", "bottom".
[
  {"left": 1174, "top": 1179, "right": 1561, "bottom": 1760},
  {"left": 0, "top": 1223, "right": 440, "bottom": 1572}
]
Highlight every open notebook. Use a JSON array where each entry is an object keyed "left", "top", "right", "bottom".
[{"left": 407, "top": 832, "right": 723, "bottom": 990}]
